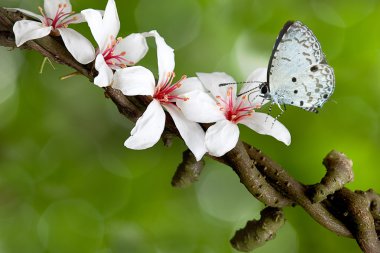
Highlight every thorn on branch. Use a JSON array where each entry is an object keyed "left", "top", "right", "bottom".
[
  {"left": 171, "top": 149, "right": 205, "bottom": 188},
  {"left": 308, "top": 150, "right": 354, "bottom": 203},
  {"left": 230, "top": 207, "right": 285, "bottom": 252}
]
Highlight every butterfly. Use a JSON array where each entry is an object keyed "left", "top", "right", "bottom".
[{"left": 248, "top": 21, "right": 335, "bottom": 113}]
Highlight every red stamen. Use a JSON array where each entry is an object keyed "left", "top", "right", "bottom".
[
  {"left": 216, "top": 85, "right": 259, "bottom": 123},
  {"left": 102, "top": 36, "right": 133, "bottom": 68},
  {"left": 38, "top": 4, "right": 77, "bottom": 29},
  {"left": 154, "top": 73, "right": 187, "bottom": 104}
]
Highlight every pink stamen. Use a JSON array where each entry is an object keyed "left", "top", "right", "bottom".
[
  {"left": 102, "top": 36, "right": 133, "bottom": 69},
  {"left": 154, "top": 73, "right": 188, "bottom": 104},
  {"left": 216, "top": 86, "right": 258, "bottom": 123},
  {"left": 38, "top": 4, "right": 77, "bottom": 29}
]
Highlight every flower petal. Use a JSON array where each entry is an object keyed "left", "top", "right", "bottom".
[
  {"left": 44, "top": 0, "right": 72, "bottom": 18},
  {"left": 13, "top": 20, "right": 52, "bottom": 47},
  {"left": 81, "top": 9, "right": 107, "bottom": 50},
  {"left": 102, "top": 0, "right": 120, "bottom": 46},
  {"left": 176, "top": 90, "right": 225, "bottom": 123},
  {"left": 69, "top": 13, "right": 86, "bottom": 24},
  {"left": 58, "top": 28, "right": 95, "bottom": 64},
  {"left": 71, "top": 10, "right": 104, "bottom": 24},
  {"left": 172, "top": 77, "right": 207, "bottom": 96},
  {"left": 144, "top": 30, "right": 174, "bottom": 84},
  {"left": 196, "top": 72, "right": 237, "bottom": 100},
  {"left": 205, "top": 120, "right": 239, "bottom": 157},
  {"left": 112, "top": 66, "right": 155, "bottom": 96},
  {"left": 94, "top": 54, "right": 113, "bottom": 87},
  {"left": 113, "top": 33, "right": 148, "bottom": 66},
  {"left": 164, "top": 104, "right": 206, "bottom": 161},
  {"left": 239, "top": 112, "right": 291, "bottom": 145},
  {"left": 6, "top": 8, "right": 44, "bottom": 22},
  {"left": 124, "top": 100, "right": 165, "bottom": 150},
  {"left": 246, "top": 67, "right": 267, "bottom": 83},
  {"left": 242, "top": 67, "right": 269, "bottom": 106}
]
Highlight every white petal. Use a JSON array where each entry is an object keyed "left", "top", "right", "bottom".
[
  {"left": 70, "top": 11, "right": 104, "bottom": 24},
  {"left": 124, "top": 100, "right": 165, "bottom": 149},
  {"left": 205, "top": 120, "right": 239, "bottom": 157},
  {"left": 114, "top": 33, "right": 148, "bottom": 66},
  {"left": 164, "top": 104, "right": 206, "bottom": 161},
  {"left": 81, "top": 9, "right": 106, "bottom": 50},
  {"left": 176, "top": 90, "right": 225, "bottom": 123},
  {"left": 172, "top": 77, "right": 207, "bottom": 96},
  {"left": 44, "top": 0, "right": 72, "bottom": 18},
  {"left": 69, "top": 13, "right": 86, "bottom": 24},
  {"left": 6, "top": 8, "right": 44, "bottom": 22},
  {"left": 144, "top": 30, "right": 174, "bottom": 84},
  {"left": 112, "top": 66, "right": 155, "bottom": 96},
  {"left": 196, "top": 72, "right": 237, "bottom": 100},
  {"left": 94, "top": 54, "right": 114, "bottom": 87},
  {"left": 239, "top": 112, "right": 291, "bottom": 146},
  {"left": 102, "top": 0, "right": 120, "bottom": 44},
  {"left": 58, "top": 28, "right": 95, "bottom": 64},
  {"left": 246, "top": 67, "right": 267, "bottom": 83},
  {"left": 242, "top": 67, "right": 269, "bottom": 106},
  {"left": 13, "top": 20, "right": 52, "bottom": 47}
]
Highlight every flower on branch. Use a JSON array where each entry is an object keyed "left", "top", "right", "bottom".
[
  {"left": 81, "top": 0, "right": 148, "bottom": 87},
  {"left": 11, "top": 0, "right": 96, "bottom": 64},
  {"left": 176, "top": 70, "right": 291, "bottom": 157},
  {"left": 112, "top": 31, "right": 207, "bottom": 161}
]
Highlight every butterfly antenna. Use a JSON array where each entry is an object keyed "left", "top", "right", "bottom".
[
  {"left": 238, "top": 86, "right": 260, "bottom": 97},
  {"left": 219, "top": 80, "right": 262, "bottom": 87}
]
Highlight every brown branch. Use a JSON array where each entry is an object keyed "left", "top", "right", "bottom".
[
  {"left": 244, "top": 144, "right": 352, "bottom": 237},
  {"left": 1, "top": 7, "right": 379, "bottom": 252},
  {"left": 171, "top": 149, "right": 205, "bottom": 188},
  {"left": 230, "top": 207, "right": 285, "bottom": 252},
  {"left": 330, "top": 189, "right": 380, "bottom": 253},
  {"left": 308, "top": 150, "right": 354, "bottom": 203},
  {"left": 225, "top": 141, "right": 292, "bottom": 207}
]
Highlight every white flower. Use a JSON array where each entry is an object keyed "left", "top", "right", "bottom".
[
  {"left": 112, "top": 31, "right": 207, "bottom": 161},
  {"left": 11, "top": 0, "right": 95, "bottom": 64},
  {"left": 81, "top": 0, "right": 148, "bottom": 87},
  {"left": 176, "top": 70, "right": 291, "bottom": 157}
]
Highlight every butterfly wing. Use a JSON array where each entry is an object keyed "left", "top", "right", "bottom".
[{"left": 267, "top": 21, "right": 335, "bottom": 112}]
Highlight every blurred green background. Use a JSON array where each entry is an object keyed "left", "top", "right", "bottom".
[{"left": 0, "top": 0, "right": 379, "bottom": 252}]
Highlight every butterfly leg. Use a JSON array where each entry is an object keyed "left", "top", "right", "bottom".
[
  {"left": 271, "top": 109, "right": 285, "bottom": 128},
  {"left": 264, "top": 102, "right": 274, "bottom": 123}
]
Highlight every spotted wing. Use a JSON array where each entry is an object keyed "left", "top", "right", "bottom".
[{"left": 267, "top": 21, "right": 335, "bottom": 112}]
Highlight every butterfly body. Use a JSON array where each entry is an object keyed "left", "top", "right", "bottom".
[{"left": 260, "top": 21, "right": 335, "bottom": 113}]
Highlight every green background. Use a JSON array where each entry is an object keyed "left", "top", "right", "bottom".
[{"left": 1, "top": 0, "right": 379, "bottom": 252}]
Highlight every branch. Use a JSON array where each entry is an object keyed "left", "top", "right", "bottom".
[
  {"left": 330, "top": 189, "right": 380, "bottom": 252},
  {"left": 1, "top": 7, "right": 379, "bottom": 252},
  {"left": 230, "top": 207, "right": 285, "bottom": 252}
]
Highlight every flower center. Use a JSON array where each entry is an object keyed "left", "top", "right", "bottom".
[
  {"left": 216, "top": 86, "right": 258, "bottom": 124},
  {"left": 102, "top": 36, "right": 133, "bottom": 69},
  {"left": 153, "top": 72, "right": 188, "bottom": 104},
  {"left": 38, "top": 4, "right": 77, "bottom": 30}
]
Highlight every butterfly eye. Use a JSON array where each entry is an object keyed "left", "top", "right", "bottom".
[{"left": 261, "top": 86, "right": 268, "bottom": 94}]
